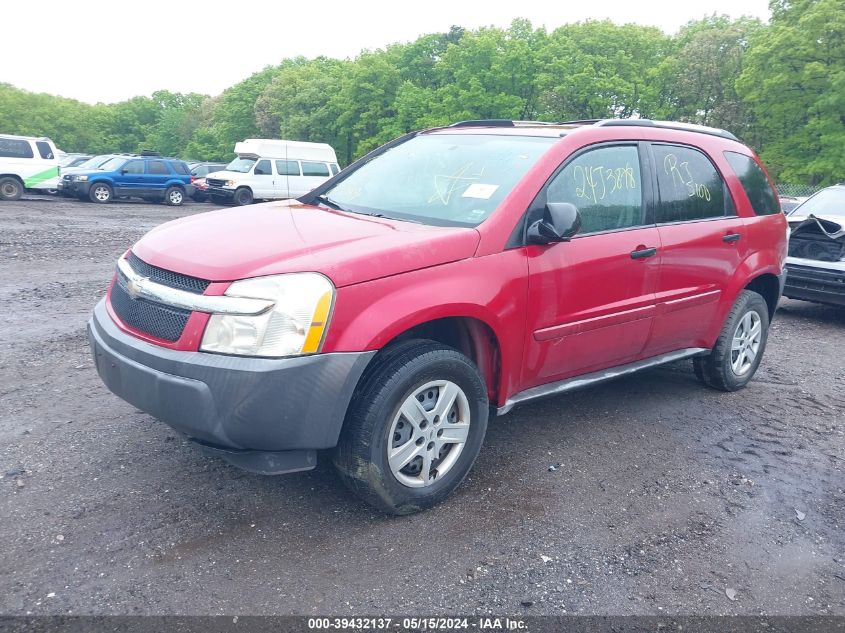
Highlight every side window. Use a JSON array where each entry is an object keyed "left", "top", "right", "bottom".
[
  {"left": 148, "top": 160, "right": 169, "bottom": 175},
  {"left": 171, "top": 162, "right": 189, "bottom": 175},
  {"left": 546, "top": 145, "right": 644, "bottom": 234},
  {"left": 652, "top": 144, "right": 728, "bottom": 222},
  {"left": 36, "top": 141, "right": 54, "bottom": 159},
  {"left": 0, "top": 138, "right": 34, "bottom": 159},
  {"left": 122, "top": 160, "right": 145, "bottom": 174},
  {"left": 275, "top": 160, "right": 301, "bottom": 176},
  {"left": 723, "top": 151, "right": 780, "bottom": 215},
  {"left": 330, "top": 163, "right": 340, "bottom": 176},
  {"left": 302, "top": 161, "right": 330, "bottom": 177},
  {"left": 254, "top": 159, "right": 271, "bottom": 175}
]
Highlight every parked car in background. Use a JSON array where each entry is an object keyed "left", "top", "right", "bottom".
[
  {"left": 191, "top": 177, "right": 210, "bottom": 202},
  {"left": 89, "top": 119, "right": 787, "bottom": 514},
  {"left": 205, "top": 139, "right": 339, "bottom": 205},
  {"left": 64, "top": 155, "right": 193, "bottom": 205},
  {"left": 57, "top": 154, "right": 121, "bottom": 196},
  {"left": 60, "top": 154, "right": 94, "bottom": 169},
  {"left": 0, "top": 134, "right": 60, "bottom": 200},
  {"left": 783, "top": 184, "right": 845, "bottom": 306},
  {"left": 778, "top": 195, "right": 806, "bottom": 214},
  {"left": 190, "top": 162, "right": 227, "bottom": 201}
]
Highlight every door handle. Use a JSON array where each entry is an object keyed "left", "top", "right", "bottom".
[
  {"left": 722, "top": 233, "right": 741, "bottom": 243},
  {"left": 630, "top": 247, "right": 657, "bottom": 260}
]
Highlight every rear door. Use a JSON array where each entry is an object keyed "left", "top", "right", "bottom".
[
  {"left": 523, "top": 142, "right": 661, "bottom": 387},
  {"left": 145, "top": 160, "right": 171, "bottom": 195},
  {"left": 643, "top": 143, "right": 747, "bottom": 355}
]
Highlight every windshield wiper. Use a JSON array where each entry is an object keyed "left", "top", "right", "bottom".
[{"left": 312, "top": 194, "right": 344, "bottom": 211}]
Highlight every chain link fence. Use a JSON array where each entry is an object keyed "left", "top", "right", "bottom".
[{"left": 776, "top": 184, "right": 824, "bottom": 198}]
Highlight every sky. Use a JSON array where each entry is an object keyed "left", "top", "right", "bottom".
[{"left": 1, "top": 0, "right": 771, "bottom": 104}]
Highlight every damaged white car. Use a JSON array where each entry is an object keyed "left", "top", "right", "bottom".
[{"left": 784, "top": 184, "right": 845, "bottom": 306}]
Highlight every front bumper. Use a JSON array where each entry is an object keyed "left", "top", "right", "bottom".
[
  {"left": 205, "top": 186, "right": 235, "bottom": 200},
  {"left": 88, "top": 299, "right": 375, "bottom": 473},
  {"left": 783, "top": 258, "right": 845, "bottom": 306}
]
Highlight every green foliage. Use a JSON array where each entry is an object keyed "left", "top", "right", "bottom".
[
  {"left": 1, "top": 7, "right": 842, "bottom": 184},
  {"left": 737, "top": 0, "right": 845, "bottom": 184}
]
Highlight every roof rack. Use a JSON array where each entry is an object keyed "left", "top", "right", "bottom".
[
  {"left": 449, "top": 119, "right": 563, "bottom": 128},
  {"left": 595, "top": 119, "right": 739, "bottom": 141},
  {"left": 447, "top": 118, "right": 739, "bottom": 141}
]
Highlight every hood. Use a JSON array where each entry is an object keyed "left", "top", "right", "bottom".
[
  {"left": 204, "top": 170, "right": 239, "bottom": 180},
  {"left": 131, "top": 200, "right": 480, "bottom": 287},
  {"left": 788, "top": 215, "right": 845, "bottom": 263}
]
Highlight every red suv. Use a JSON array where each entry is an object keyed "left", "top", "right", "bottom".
[{"left": 88, "top": 119, "right": 788, "bottom": 514}]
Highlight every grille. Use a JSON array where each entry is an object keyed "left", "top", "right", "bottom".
[
  {"left": 110, "top": 276, "right": 191, "bottom": 342},
  {"left": 127, "top": 252, "right": 210, "bottom": 294},
  {"left": 206, "top": 178, "right": 226, "bottom": 188}
]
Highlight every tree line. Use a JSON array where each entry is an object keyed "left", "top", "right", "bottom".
[{"left": 0, "top": 0, "right": 841, "bottom": 185}]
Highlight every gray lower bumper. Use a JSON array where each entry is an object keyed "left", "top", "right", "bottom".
[{"left": 88, "top": 299, "right": 375, "bottom": 473}]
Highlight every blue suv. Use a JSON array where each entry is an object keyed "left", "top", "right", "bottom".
[{"left": 66, "top": 155, "right": 194, "bottom": 205}]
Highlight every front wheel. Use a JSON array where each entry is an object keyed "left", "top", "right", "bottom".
[
  {"left": 694, "top": 290, "right": 770, "bottom": 391},
  {"left": 233, "top": 187, "right": 253, "bottom": 206},
  {"left": 88, "top": 182, "right": 113, "bottom": 204},
  {"left": 334, "top": 340, "right": 489, "bottom": 515},
  {"left": 164, "top": 186, "right": 184, "bottom": 206}
]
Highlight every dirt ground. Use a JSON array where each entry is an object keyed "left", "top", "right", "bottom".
[{"left": 0, "top": 196, "right": 843, "bottom": 616}]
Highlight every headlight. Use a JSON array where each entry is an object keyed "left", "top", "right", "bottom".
[
  {"left": 200, "top": 273, "right": 334, "bottom": 357},
  {"left": 225, "top": 180, "right": 236, "bottom": 187},
  {"left": 75, "top": 175, "right": 89, "bottom": 181}
]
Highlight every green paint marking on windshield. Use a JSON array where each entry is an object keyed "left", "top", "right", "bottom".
[{"left": 24, "top": 166, "right": 59, "bottom": 187}]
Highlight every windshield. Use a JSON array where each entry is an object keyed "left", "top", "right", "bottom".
[
  {"left": 98, "top": 157, "right": 127, "bottom": 172},
  {"left": 793, "top": 187, "right": 845, "bottom": 218},
  {"left": 226, "top": 157, "right": 257, "bottom": 173},
  {"left": 60, "top": 155, "right": 81, "bottom": 167},
  {"left": 78, "top": 155, "right": 110, "bottom": 169},
  {"left": 321, "top": 134, "right": 556, "bottom": 226}
]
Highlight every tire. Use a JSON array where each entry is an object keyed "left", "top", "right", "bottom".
[
  {"left": 88, "top": 182, "right": 113, "bottom": 204},
  {"left": 164, "top": 186, "right": 185, "bottom": 206},
  {"left": 334, "top": 339, "right": 489, "bottom": 515},
  {"left": 0, "top": 176, "right": 23, "bottom": 201},
  {"left": 694, "top": 290, "right": 770, "bottom": 391},
  {"left": 233, "top": 187, "right": 253, "bottom": 206}
]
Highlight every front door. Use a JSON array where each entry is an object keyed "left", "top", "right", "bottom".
[
  {"left": 250, "top": 159, "right": 274, "bottom": 198},
  {"left": 643, "top": 143, "right": 748, "bottom": 355},
  {"left": 523, "top": 143, "right": 661, "bottom": 389},
  {"left": 116, "top": 159, "right": 146, "bottom": 196}
]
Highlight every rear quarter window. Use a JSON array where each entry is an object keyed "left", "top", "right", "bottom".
[
  {"left": 723, "top": 151, "right": 780, "bottom": 215},
  {"left": 36, "top": 141, "right": 54, "bottom": 159},
  {"left": 172, "top": 162, "right": 190, "bottom": 175}
]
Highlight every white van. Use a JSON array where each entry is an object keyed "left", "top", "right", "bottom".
[
  {"left": 205, "top": 139, "right": 340, "bottom": 206},
  {"left": 0, "top": 135, "right": 60, "bottom": 201}
]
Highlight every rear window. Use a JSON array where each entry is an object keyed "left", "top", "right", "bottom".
[
  {"left": 302, "top": 161, "right": 330, "bottom": 177},
  {"left": 724, "top": 152, "right": 780, "bottom": 215},
  {"left": 0, "top": 138, "right": 34, "bottom": 159}
]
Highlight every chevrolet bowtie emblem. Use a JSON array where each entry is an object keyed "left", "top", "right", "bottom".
[{"left": 125, "top": 276, "right": 146, "bottom": 299}]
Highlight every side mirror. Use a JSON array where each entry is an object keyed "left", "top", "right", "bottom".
[{"left": 527, "top": 202, "right": 581, "bottom": 245}]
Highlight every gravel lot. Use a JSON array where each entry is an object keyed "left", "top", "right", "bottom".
[{"left": 1, "top": 196, "right": 843, "bottom": 616}]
